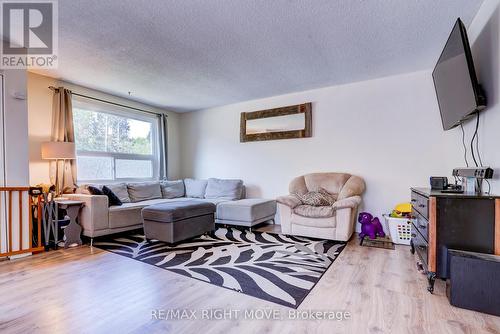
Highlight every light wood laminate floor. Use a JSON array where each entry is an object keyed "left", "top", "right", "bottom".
[{"left": 0, "top": 225, "right": 498, "bottom": 334}]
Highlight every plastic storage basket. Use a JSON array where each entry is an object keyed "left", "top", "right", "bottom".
[{"left": 383, "top": 215, "right": 413, "bottom": 245}]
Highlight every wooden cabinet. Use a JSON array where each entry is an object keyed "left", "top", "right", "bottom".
[{"left": 410, "top": 188, "right": 500, "bottom": 292}]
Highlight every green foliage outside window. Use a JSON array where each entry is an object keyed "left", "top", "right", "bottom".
[{"left": 73, "top": 108, "right": 152, "bottom": 155}]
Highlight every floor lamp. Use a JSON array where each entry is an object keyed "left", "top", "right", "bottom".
[{"left": 41, "top": 142, "right": 76, "bottom": 196}]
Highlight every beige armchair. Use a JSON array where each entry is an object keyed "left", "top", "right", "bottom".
[{"left": 277, "top": 173, "right": 365, "bottom": 241}]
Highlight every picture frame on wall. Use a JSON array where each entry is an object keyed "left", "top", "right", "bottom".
[{"left": 240, "top": 103, "right": 312, "bottom": 142}]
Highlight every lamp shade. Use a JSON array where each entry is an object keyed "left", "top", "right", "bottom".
[{"left": 41, "top": 142, "right": 76, "bottom": 160}]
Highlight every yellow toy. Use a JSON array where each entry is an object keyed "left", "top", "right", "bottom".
[
  {"left": 35, "top": 183, "right": 55, "bottom": 194},
  {"left": 390, "top": 202, "right": 412, "bottom": 218}
]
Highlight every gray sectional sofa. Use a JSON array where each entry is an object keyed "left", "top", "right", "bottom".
[{"left": 66, "top": 178, "right": 276, "bottom": 240}]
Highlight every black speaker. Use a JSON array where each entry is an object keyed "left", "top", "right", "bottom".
[
  {"left": 446, "top": 250, "right": 500, "bottom": 316},
  {"left": 430, "top": 176, "right": 448, "bottom": 190}
]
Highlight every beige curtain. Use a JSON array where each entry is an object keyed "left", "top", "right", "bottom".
[{"left": 50, "top": 87, "right": 77, "bottom": 193}]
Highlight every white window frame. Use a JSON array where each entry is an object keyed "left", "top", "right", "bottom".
[{"left": 73, "top": 97, "right": 160, "bottom": 183}]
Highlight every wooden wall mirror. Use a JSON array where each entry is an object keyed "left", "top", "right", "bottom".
[{"left": 240, "top": 103, "right": 312, "bottom": 142}]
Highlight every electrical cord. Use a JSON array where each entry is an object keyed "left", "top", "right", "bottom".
[
  {"left": 468, "top": 112, "right": 484, "bottom": 191},
  {"left": 477, "top": 179, "right": 483, "bottom": 193},
  {"left": 470, "top": 113, "right": 479, "bottom": 167},
  {"left": 460, "top": 123, "right": 469, "bottom": 167},
  {"left": 485, "top": 179, "right": 491, "bottom": 194},
  {"left": 457, "top": 112, "right": 488, "bottom": 193},
  {"left": 475, "top": 112, "right": 483, "bottom": 166}
]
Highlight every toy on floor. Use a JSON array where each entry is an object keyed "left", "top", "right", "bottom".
[{"left": 358, "top": 212, "right": 385, "bottom": 243}]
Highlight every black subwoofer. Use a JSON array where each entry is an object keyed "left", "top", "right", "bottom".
[{"left": 446, "top": 250, "right": 500, "bottom": 316}]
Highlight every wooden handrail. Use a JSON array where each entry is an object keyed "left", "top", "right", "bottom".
[
  {"left": 0, "top": 187, "right": 32, "bottom": 191},
  {"left": 0, "top": 187, "right": 44, "bottom": 258}
]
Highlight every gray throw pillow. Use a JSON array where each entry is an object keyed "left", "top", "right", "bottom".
[
  {"left": 127, "top": 182, "right": 162, "bottom": 202},
  {"left": 184, "top": 178, "right": 208, "bottom": 198},
  {"left": 205, "top": 178, "right": 243, "bottom": 200},
  {"left": 160, "top": 180, "right": 185, "bottom": 199},
  {"left": 103, "top": 183, "right": 131, "bottom": 203}
]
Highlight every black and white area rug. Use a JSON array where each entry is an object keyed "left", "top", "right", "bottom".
[{"left": 94, "top": 227, "right": 346, "bottom": 308}]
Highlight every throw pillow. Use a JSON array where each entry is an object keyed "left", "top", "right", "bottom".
[
  {"left": 87, "top": 185, "right": 103, "bottom": 195},
  {"left": 102, "top": 186, "right": 123, "bottom": 207},
  {"left": 295, "top": 188, "right": 337, "bottom": 207},
  {"left": 318, "top": 188, "right": 337, "bottom": 205},
  {"left": 160, "top": 180, "right": 185, "bottom": 199},
  {"left": 204, "top": 178, "right": 243, "bottom": 200},
  {"left": 184, "top": 178, "right": 208, "bottom": 198},
  {"left": 127, "top": 182, "right": 162, "bottom": 202},
  {"left": 103, "top": 183, "right": 130, "bottom": 203}
]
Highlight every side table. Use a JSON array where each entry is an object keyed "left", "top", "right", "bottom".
[{"left": 54, "top": 200, "right": 85, "bottom": 248}]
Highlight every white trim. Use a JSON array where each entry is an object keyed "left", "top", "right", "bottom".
[
  {"left": 0, "top": 74, "right": 5, "bottom": 255},
  {"left": 73, "top": 96, "right": 158, "bottom": 122},
  {"left": 0, "top": 73, "right": 5, "bottom": 186}
]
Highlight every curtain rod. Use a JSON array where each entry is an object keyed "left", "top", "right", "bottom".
[{"left": 48, "top": 86, "right": 167, "bottom": 117}]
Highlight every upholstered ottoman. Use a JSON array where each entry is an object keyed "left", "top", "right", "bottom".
[
  {"left": 216, "top": 199, "right": 277, "bottom": 229},
  {"left": 142, "top": 200, "right": 215, "bottom": 243}
]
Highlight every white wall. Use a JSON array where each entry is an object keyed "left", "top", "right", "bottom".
[
  {"left": 446, "top": 0, "right": 500, "bottom": 194},
  {"left": 180, "top": 70, "right": 458, "bottom": 226},
  {"left": 28, "top": 72, "right": 55, "bottom": 185},
  {"left": 27, "top": 72, "right": 182, "bottom": 184},
  {"left": 2, "top": 69, "right": 29, "bottom": 185},
  {"left": 0, "top": 69, "right": 30, "bottom": 254}
]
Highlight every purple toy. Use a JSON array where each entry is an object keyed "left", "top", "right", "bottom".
[{"left": 358, "top": 212, "right": 385, "bottom": 241}]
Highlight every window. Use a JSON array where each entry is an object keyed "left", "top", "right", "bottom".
[{"left": 73, "top": 97, "right": 159, "bottom": 182}]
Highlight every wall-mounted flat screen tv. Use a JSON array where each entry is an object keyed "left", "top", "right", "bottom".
[{"left": 432, "top": 18, "right": 486, "bottom": 130}]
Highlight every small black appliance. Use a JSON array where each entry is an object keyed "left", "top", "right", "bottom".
[{"left": 430, "top": 176, "right": 448, "bottom": 190}]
